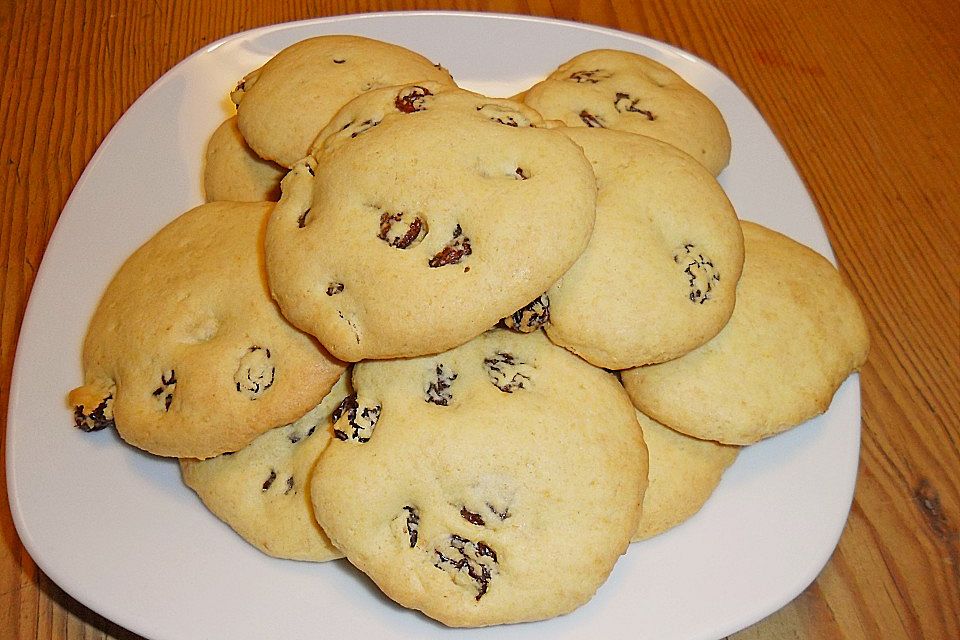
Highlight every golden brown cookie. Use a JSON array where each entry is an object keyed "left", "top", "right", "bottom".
[
  {"left": 633, "top": 410, "right": 739, "bottom": 541},
  {"left": 203, "top": 116, "right": 285, "bottom": 203},
  {"left": 69, "top": 201, "right": 345, "bottom": 458},
  {"left": 180, "top": 371, "right": 350, "bottom": 561},
  {"left": 266, "top": 82, "right": 597, "bottom": 362},
  {"left": 621, "top": 221, "right": 870, "bottom": 444},
  {"left": 535, "top": 127, "right": 743, "bottom": 368},
  {"left": 233, "top": 35, "right": 456, "bottom": 167},
  {"left": 310, "top": 329, "right": 647, "bottom": 627},
  {"left": 522, "top": 49, "right": 731, "bottom": 175}
]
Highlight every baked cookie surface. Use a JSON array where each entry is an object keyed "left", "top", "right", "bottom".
[
  {"left": 522, "top": 49, "right": 731, "bottom": 175},
  {"left": 543, "top": 127, "right": 743, "bottom": 368},
  {"left": 621, "top": 221, "right": 870, "bottom": 444},
  {"left": 310, "top": 329, "right": 647, "bottom": 627},
  {"left": 633, "top": 410, "right": 739, "bottom": 541},
  {"left": 233, "top": 35, "right": 455, "bottom": 168},
  {"left": 69, "top": 201, "right": 345, "bottom": 458},
  {"left": 203, "top": 116, "right": 285, "bottom": 203},
  {"left": 180, "top": 371, "right": 349, "bottom": 561},
  {"left": 266, "top": 83, "right": 597, "bottom": 361}
]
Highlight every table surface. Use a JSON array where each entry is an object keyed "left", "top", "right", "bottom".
[{"left": 1, "top": 1, "right": 958, "bottom": 639}]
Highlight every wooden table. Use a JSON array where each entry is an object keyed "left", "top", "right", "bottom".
[{"left": 1, "top": 1, "right": 957, "bottom": 638}]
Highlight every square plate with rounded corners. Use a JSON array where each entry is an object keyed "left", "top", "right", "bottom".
[{"left": 7, "top": 11, "right": 859, "bottom": 640}]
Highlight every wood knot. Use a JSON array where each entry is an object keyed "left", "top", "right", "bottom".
[{"left": 912, "top": 478, "right": 956, "bottom": 544}]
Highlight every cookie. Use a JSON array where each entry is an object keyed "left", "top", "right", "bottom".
[
  {"left": 621, "top": 221, "right": 870, "bottom": 444},
  {"left": 232, "top": 35, "right": 456, "bottom": 167},
  {"left": 266, "top": 82, "right": 597, "bottom": 362},
  {"left": 310, "top": 329, "right": 647, "bottom": 627},
  {"left": 535, "top": 127, "right": 743, "bottom": 368},
  {"left": 522, "top": 49, "right": 731, "bottom": 175},
  {"left": 203, "top": 116, "right": 285, "bottom": 203},
  {"left": 180, "top": 371, "right": 349, "bottom": 561},
  {"left": 632, "top": 410, "right": 739, "bottom": 541},
  {"left": 68, "top": 201, "right": 345, "bottom": 458}
]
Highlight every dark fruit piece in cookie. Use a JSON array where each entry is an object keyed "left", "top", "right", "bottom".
[
  {"left": 428, "top": 224, "right": 472, "bottom": 267},
  {"left": 434, "top": 534, "right": 499, "bottom": 601},
  {"left": 425, "top": 363, "right": 457, "bottom": 406},
  {"left": 234, "top": 346, "right": 276, "bottom": 399},
  {"left": 483, "top": 352, "right": 532, "bottom": 393},
  {"left": 503, "top": 294, "right": 550, "bottom": 333},
  {"left": 332, "top": 393, "right": 381, "bottom": 443}
]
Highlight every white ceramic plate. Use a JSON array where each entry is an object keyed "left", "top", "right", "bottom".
[{"left": 7, "top": 11, "right": 860, "bottom": 640}]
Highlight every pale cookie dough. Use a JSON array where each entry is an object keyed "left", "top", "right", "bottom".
[
  {"left": 203, "top": 116, "right": 285, "bottom": 203},
  {"left": 621, "top": 221, "right": 870, "bottom": 444},
  {"left": 267, "top": 82, "right": 597, "bottom": 362},
  {"left": 537, "top": 127, "right": 743, "bottom": 368},
  {"left": 633, "top": 410, "right": 739, "bottom": 541},
  {"left": 522, "top": 49, "right": 731, "bottom": 175},
  {"left": 310, "top": 329, "right": 647, "bottom": 627},
  {"left": 180, "top": 371, "right": 349, "bottom": 561},
  {"left": 233, "top": 35, "right": 455, "bottom": 168},
  {"left": 69, "top": 201, "right": 345, "bottom": 458}
]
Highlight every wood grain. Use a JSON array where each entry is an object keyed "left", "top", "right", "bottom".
[{"left": 1, "top": 1, "right": 957, "bottom": 639}]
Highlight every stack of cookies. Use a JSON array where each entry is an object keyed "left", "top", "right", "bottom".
[{"left": 68, "top": 35, "right": 869, "bottom": 628}]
